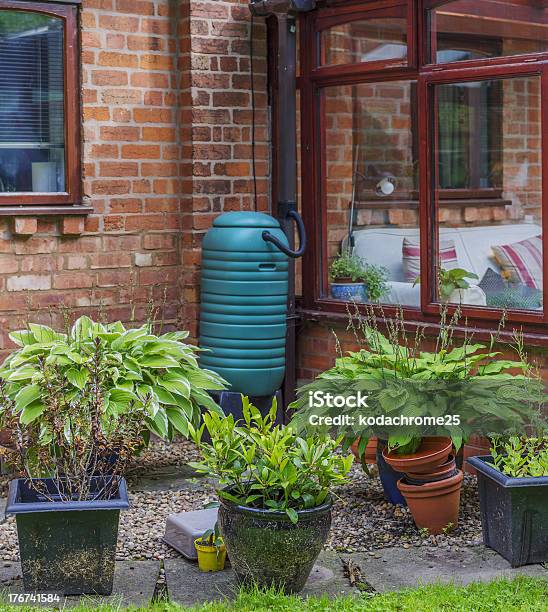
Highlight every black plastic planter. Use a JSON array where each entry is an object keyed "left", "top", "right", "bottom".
[
  {"left": 6, "top": 477, "right": 129, "bottom": 595},
  {"left": 218, "top": 496, "right": 332, "bottom": 593},
  {"left": 468, "top": 456, "right": 548, "bottom": 567}
]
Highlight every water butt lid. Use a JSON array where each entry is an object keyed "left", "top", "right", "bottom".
[{"left": 213, "top": 212, "right": 280, "bottom": 229}]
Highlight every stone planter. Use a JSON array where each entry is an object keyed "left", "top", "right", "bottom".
[{"left": 218, "top": 496, "right": 332, "bottom": 593}]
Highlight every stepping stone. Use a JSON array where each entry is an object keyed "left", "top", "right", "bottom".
[
  {"left": 0, "top": 561, "right": 159, "bottom": 608},
  {"left": 165, "top": 550, "right": 358, "bottom": 606},
  {"left": 354, "top": 545, "right": 548, "bottom": 592}
]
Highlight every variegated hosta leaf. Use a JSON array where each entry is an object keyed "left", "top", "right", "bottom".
[{"left": 0, "top": 317, "right": 228, "bottom": 443}]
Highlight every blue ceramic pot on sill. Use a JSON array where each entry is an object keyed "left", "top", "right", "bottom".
[{"left": 330, "top": 282, "right": 367, "bottom": 303}]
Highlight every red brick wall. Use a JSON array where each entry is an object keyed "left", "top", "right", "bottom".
[
  {"left": 180, "top": 1, "right": 270, "bottom": 338},
  {"left": 0, "top": 0, "right": 270, "bottom": 358}
]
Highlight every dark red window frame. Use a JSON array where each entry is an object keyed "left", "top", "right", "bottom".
[
  {"left": 298, "top": 0, "right": 548, "bottom": 344},
  {"left": 0, "top": 0, "right": 81, "bottom": 209}
]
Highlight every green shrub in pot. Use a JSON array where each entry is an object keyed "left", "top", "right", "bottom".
[
  {"left": 0, "top": 337, "right": 140, "bottom": 595},
  {"left": 468, "top": 433, "right": 548, "bottom": 566},
  {"left": 189, "top": 397, "right": 353, "bottom": 593},
  {"left": 0, "top": 316, "right": 226, "bottom": 442},
  {"left": 330, "top": 253, "right": 389, "bottom": 303},
  {"left": 0, "top": 316, "right": 227, "bottom": 595}
]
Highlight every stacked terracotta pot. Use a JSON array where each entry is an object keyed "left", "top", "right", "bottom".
[{"left": 382, "top": 437, "right": 463, "bottom": 535}]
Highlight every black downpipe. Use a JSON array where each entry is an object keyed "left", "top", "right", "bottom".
[
  {"left": 276, "top": 15, "right": 299, "bottom": 413},
  {"left": 250, "top": 1, "right": 314, "bottom": 416}
]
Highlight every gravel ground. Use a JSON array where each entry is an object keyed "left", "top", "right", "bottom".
[
  {"left": 326, "top": 463, "right": 483, "bottom": 554},
  {"left": 0, "top": 440, "right": 483, "bottom": 562}
]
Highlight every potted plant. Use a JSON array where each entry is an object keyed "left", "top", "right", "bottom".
[
  {"left": 290, "top": 306, "right": 543, "bottom": 531},
  {"left": 329, "top": 253, "right": 388, "bottom": 303},
  {"left": 0, "top": 342, "right": 138, "bottom": 595},
  {"left": 0, "top": 316, "right": 226, "bottom": 595},
  {"left": 194, "top": 523, "right": 227, "bottom": 572},
  {"left": 189, "top": 397, "right": 353, "bottom": 593},
  {"left": 415, "top": 268, "right": 482, "bottom": 304},
  {"left": 0, "top": 317, "right": 226, "bottom": 444},
  {"left": 468, "top": 435, "right": 548, "bottom": 567}
]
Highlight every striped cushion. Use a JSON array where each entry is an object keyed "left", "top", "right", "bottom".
[
  {"left": 491, "top": 235, "right": 543, "bottom": 290},
  {"left": 402, "top": 238, "right": 459, "bottom": 283}
]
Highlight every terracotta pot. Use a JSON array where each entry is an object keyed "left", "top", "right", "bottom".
[
  {"left": 406, "top": 454, "right": 457, "bottom": 483},
  {"left": 463, "top": 435, "right": 491, "bottom": 476},
  {"left": 397, "top": 470, "right": 464, "bottom": 535},
  {"left": 382, "top": 437, "right": 452, "bottom": 475},
  {"left": 350, "top": 437, "right": 378, "bottom": 465}
]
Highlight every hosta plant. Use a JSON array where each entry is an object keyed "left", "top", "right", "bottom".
[
  {"left": 290, "top": 305, "right": 545, "bottom": 458},
  {"left": 189, "top": 397, "right": 353, "bottom": 523},
  {"left": 0, "top": 316, "right": 226, "bottom": 443},
  {"left": 0, "top": 337, "right": 146, "bottom": 500}
]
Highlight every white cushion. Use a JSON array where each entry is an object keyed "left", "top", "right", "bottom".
[{"left": 351, "top": 224, "right": 542, "bottom": 283}]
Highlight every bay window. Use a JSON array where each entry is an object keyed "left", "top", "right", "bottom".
[
  {"left": 0, "top": 1, "right": 80, "bottom": 209},
  {"left": 299, "top": 0, "right": 548, "bottom": 338}
]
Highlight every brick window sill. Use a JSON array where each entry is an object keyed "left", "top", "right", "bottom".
[{"left": 0, "top": 205, "right": 93, "bottom": 236}]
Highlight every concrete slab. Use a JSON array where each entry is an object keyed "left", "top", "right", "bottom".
[
  {"left": 164, "top": 558, "right": 236, "bottom": 606},
  {"left": 354, "top": 545, "right": 548, "bottom": 592},
  {"left": 129, "top": 465, "right": 211, "bottom": 492},
  {"left": 165, "top": 550, "right": 358, "bottom": 606},
  {"left": 0, "top": 561, "right": 159, "bottom": 608}
]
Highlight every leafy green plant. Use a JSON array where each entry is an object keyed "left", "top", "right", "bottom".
[
  {"left": 189, "top": 397, "right": 353, "bottom": 523},
  {"left": 197, "top": 523, "right": 225, "bottom": 560},
  {"left": 0, "top": 316, "right": 226, "bottom": 442},
  {"left": 330, "top": 253, "right": 389, "bottom": 301},
  {"left": 290, "top": 305, "right": 545, "bottom": 458},
  {"left": 415, "top": 268, "right": 479, "bottom": 302},
  {"left": 0, "top": 337, "right": 148, "bottom": 501},
  {"left": 490, "top": 435, "right": 548, "bottom": 478},
  {"left": 330, "top": 253, "right": 367, "bottom": 283}
]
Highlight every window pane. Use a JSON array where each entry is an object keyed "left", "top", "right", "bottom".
[
  {"left": 429, "top": 1, "right": 548, "bottom": 64},
  {"left": 433, "top": 76, "right": 543, "bottom": 312},
  {"left": 0, "top": 11, "right": 65, "bottom": 194},
  {"left": 323, "top": 81, "right": 420, "bottom": 308},
  {"left": 321, "top": 18, "right": 408, "bottom": 67}
]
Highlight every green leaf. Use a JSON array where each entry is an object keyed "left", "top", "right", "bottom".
[
  {"left": 7, "top": 366, "right": 37, "bottom": 382},
  {"left": 66, "top": 368, "right": 89, "bottom": 390},
  {"left": 139, "top": 355, "right": 180, "bottom": 368},
  {"left": 28, "top": 324, "right": 59, "bottom": 344},
  {"left": 20, "top": 401, "right": 45, "bottom": 425},
  {"left": 166, "top": 407, "right": 190, "bottom": 436},
  {"left": 9, "top": 330, "right": 36, "bottom": 347},
  {"left": 286, "top": 508, "right": 298, "bottom": 524},
  {"left": 70, "top": 316, "right": 95, "bottom": 341},
  {"left": 15, "top": 384, "right": 41, "bottom": 410}
]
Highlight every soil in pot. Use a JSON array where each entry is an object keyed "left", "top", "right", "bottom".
[
  {"left": 397, "top": 470, "right": 464, "bottom": 535},
  {"left": 218, "top": 497, "right": 332, "bottom": 594},
  {"left": 383, "top": 437, "right": 453, "bottom": 475}
]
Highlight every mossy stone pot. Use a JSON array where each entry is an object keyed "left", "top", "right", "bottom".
[
  {"left": 218, "top": 496, "right": 332, "bottom": 593},
  {"left": 6, "top": 477, "right": 129, "bottom": 595}
]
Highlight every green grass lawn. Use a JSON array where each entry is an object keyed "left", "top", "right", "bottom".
[{"left": 1, "top": 576, "right": 547, "bottom": 612}]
